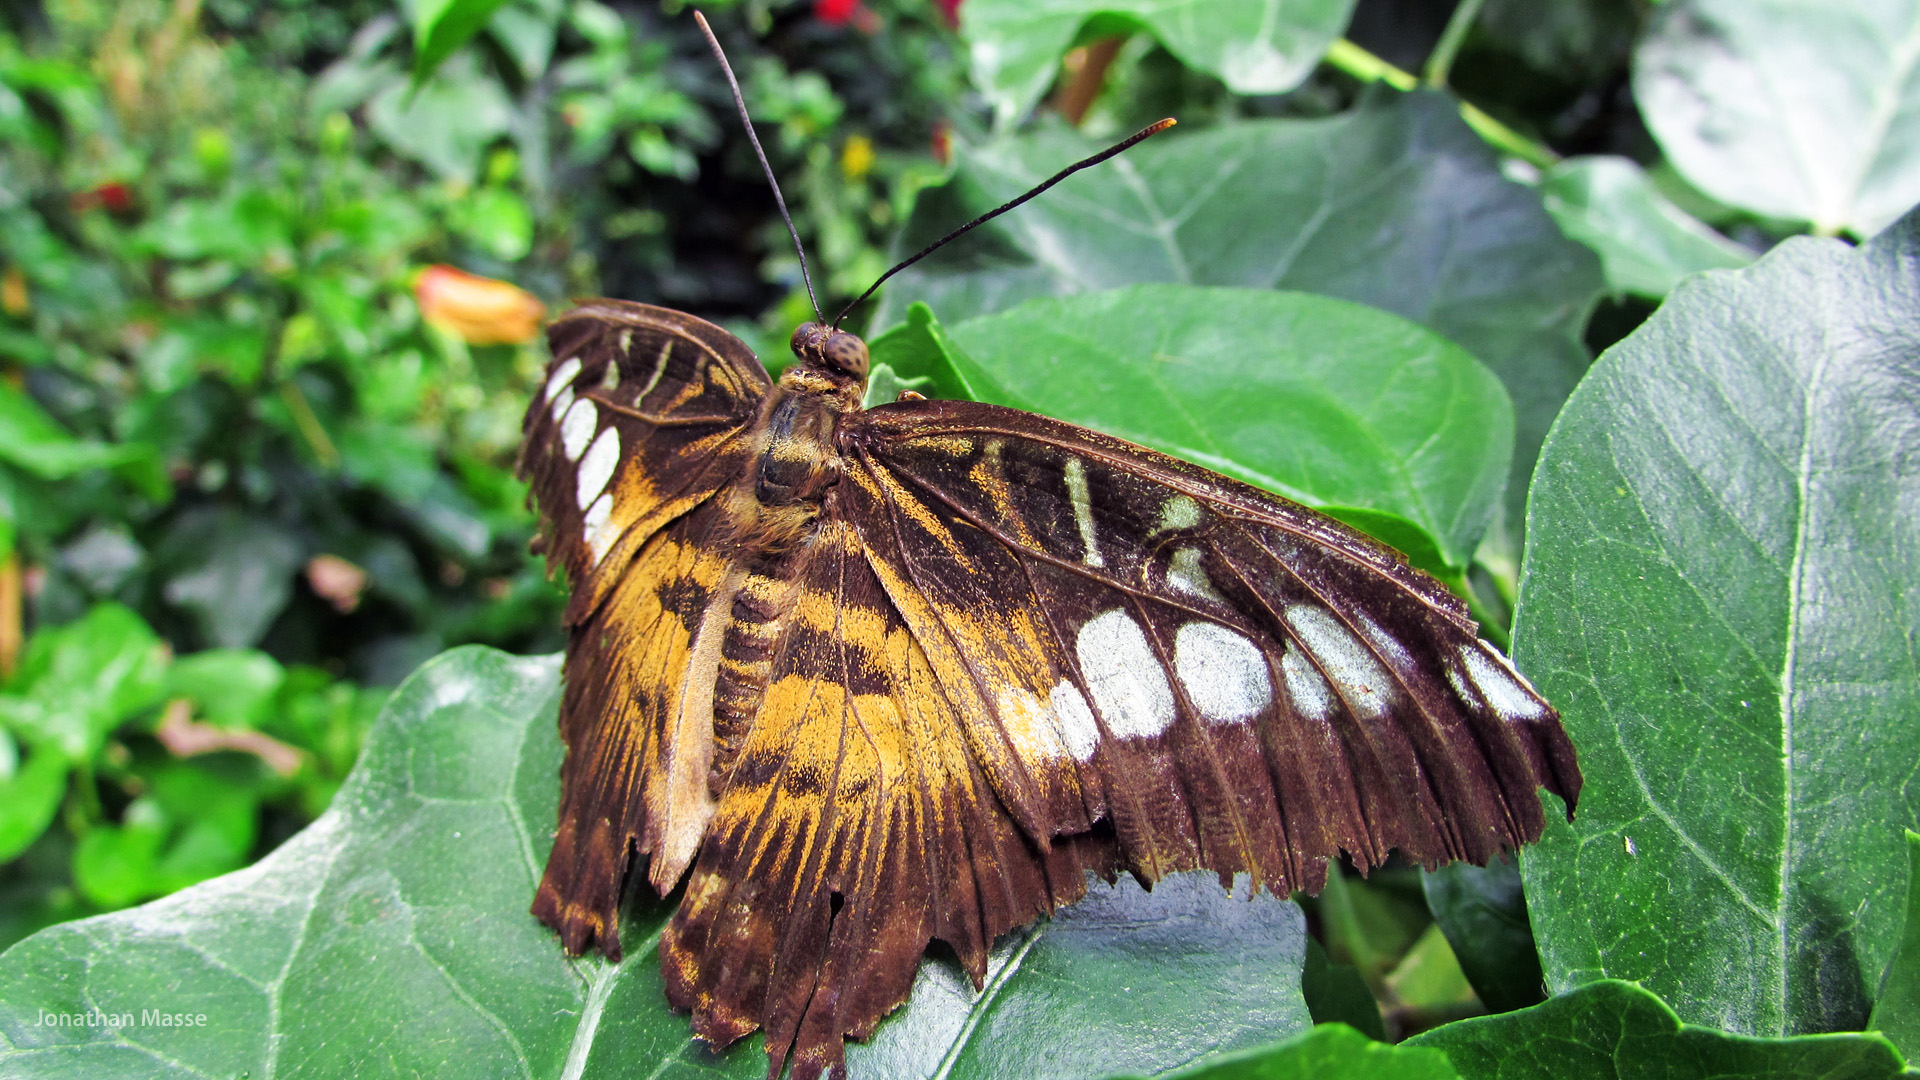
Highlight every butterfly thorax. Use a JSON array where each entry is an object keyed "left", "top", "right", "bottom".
[{"left": 707, "top": 323, "right": 871, "bottom": 794}]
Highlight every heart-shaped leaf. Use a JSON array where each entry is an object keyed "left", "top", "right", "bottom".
[
  {"left": 0, "top": 647, "right": 1313, "bottom": 1079},
  {"left": 1634, "top": 0, "right": 1920, "bottom": 235},
  {"left": 1515, "top": 209, "right": 1920, "bottom": 1033},
  {"left": 959, "top": 0, "right": 1355, "bottom": 127},
  {"left": 873, "top": 92, "right": 1602, "bottom": 523}
]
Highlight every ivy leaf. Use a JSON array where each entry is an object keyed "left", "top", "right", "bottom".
[
  {"left": 0, "top": 647, "right": 1313, "bottom": 1079},
  {"left": 1634, "top": 0, "right": 1920, "bottom": 235},
  {"left": 959, "top": 0, "right": 1356, "bottom": 127},
  {"left": 874, "top": 92, "right": 1601, "bottom": 523},
  {"left": 1515, "top": 209, "right": 1920, "bottom": 1033},
  {"left": 1407, "top": 981, "right": 1908, "bottom": 1079},
  {"left": 1539, "top": 155, "right": 1755, "bottom": 299}
]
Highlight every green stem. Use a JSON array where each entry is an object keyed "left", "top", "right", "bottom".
[
  {"left": 1323, "top": 39, "right": 1558, "bottom": 169},
  {"left": 1424, "top": 0, "right": 1486, "bottom": 88}
]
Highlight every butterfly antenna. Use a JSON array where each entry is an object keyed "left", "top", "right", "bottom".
[
  {"left": 832, "top": 117, "right": 1176, "bottom": 329},
  {"left": 694, "top": 10, "right": 823, "bottom": 323}
]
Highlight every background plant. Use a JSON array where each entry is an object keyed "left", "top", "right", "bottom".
[{"left": 1, "top": 0, "right": 1916, "bottom": 1077}]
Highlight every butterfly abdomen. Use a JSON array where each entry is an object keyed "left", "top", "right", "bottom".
[{"left": 711, "top": 554, "right": 809, "bottom": 793}]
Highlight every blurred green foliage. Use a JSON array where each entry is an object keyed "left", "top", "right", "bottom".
[{"left": 0, "top": 0, "right": 966, "bottom": 951}]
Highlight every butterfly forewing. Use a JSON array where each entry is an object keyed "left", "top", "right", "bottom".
[
  {"left": 841, "top": 399, "right": 1580, "bottom": 890},
  {"left": 523, "top": 301, "right": 771, "bottom": 957},
  {"left": 523, "top": 301, "right": 771, "bottom": 616}
]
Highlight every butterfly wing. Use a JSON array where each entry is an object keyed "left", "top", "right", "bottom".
[
  {"left": 836, "top": 398, "right": 1581, "bottom": 896},
  {"left": 663, "top": 515, "right": 1117, "bottom": 1080},
  {"left": 665, "top": 397, "right": 1578, "bottom": 1079},
  {"left": 521, "top": 301, "right": 772, "bottom": 957}
]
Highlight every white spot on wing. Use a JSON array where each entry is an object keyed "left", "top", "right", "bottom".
[
  {"left": 995, "top": 686, "right": 1067, "bottom": 765},
  {"left": 544, "top": 357, "right": 581, "bottom": 402},
  {"left": 1049, "top": 681, "right": 1100, "bottom": 762},
  {"left": 1156, "top": 495, "right": 1202, "bottom": 534},
  {"left": 1167, "top": 546, "right": 1225, "bottom": 601},
  {"left": 1064, "top": 458, "right": 1103, "bottom": 567},
  {"left": 1460, "top": 645, "right": 1546, "bottom": 719},
  {"left": 1281, "top": 642, "right": 1333, "bottom": 721},
  {"left": 1284, "top": 605, "right": 1395, "bottom": 717},
  {"left": 1076, "top": 610, "right": 1174, "bottom": 738},
  {"left": 548, "top": 384, "right": 575, "bottom": 423},
  {"left": 582, "top": 492, "right": 617, "bottom": 564},
  {"left": 1174, "top": 622, "right": 1271, "bottom": 724},
  {"left": 576, "top": 428, "right": 620, "bottom": 510},
  {"left": 559, "top": 399, "right": 598, "bottom": 461},
  {"left": 637, "top": 339, "right": 673, "bottom": 403}
]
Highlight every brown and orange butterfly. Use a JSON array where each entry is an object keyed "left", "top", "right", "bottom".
[{"left": 521, "top": 16, "right": 1579, "bottom": 1080}]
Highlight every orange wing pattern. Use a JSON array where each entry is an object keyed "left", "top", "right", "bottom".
[
  {"left": 662, "top": 517, "right": 1115, "bottom": 1080},
  {"left": 520, "top": 301, "right": 771, "bottom": 957}
]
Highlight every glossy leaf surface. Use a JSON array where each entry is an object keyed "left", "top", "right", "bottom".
[
  {"left": 1634, "top": 0, "right": 1920, "bottom": 235},
  {"left": 1516, "top": 211, "right": 1920, "bottom": 1034}
]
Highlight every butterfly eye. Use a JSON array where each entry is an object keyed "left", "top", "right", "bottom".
[
  {"left": 788, "top": 321, "right": 869, "bottom": 377},
  {"left": 821, "top": 330, "right": 869, "bottom": 377}
]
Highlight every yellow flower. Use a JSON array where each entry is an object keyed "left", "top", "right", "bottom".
[
  {"left": 414, "top": 264, "right": 546, "bottom": 346},
  {"left": 841, "top": 135, "right": 874, "bottom": 180},
  {"left": 1, "top": 267, "right": 27, "bottom": 318}
]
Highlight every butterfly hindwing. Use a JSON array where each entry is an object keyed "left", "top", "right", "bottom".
[
  {"left": 523, "top": 301, "right": 772, "bottom": 957},
  {"left": 839, "top": 399, "right": 1581, "bottom": 895},
  {"left": 663, "top": 517, "right": 1115, "bottom": 1080}
]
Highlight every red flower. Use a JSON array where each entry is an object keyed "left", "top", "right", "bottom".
[
  {"left": 71, "top": 181, "right": 135, "bottom": 215},
  {"left": 935, "top": 0, "right": 961, "bottom": 28},
  {"left": 814, "top": 0, "right": 859, "bottom": 24}
]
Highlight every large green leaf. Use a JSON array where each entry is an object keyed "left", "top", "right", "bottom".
[
  {"left": 1634, "top": 0, "right": 1920, "bottom": 235},
  {"left": 931, "top": 285, "right": 1513, "bottom": 574},
  {"left": 959, "top": 0, "right": 1355, "bottom": 127},
  {"left": 0, "top": 647, "right": 1313, "bottom": 1079},
  {"left": 873, "top": 92, "right": 1602, "bottom": 522},
  {"left": 1407, "top": 980, "right": 1908, "bottom": 1079},
  {"left": 1515, "top": 210, "right": 1920, "bottom": 1033}
]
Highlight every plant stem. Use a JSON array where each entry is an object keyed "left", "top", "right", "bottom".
[
  {"left": 1424, "top": 0, "right": 1485, "bottom": 88},
  {"left": 1054, "top": 36, "right": 1126, "bottom": 127},
  {"left": 1323, "top": 39, "right": 1558, "bottom": 169}
]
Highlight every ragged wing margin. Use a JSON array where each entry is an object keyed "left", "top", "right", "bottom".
[{"left": 521, "top": 302, "right": 771, "bottom": 958}]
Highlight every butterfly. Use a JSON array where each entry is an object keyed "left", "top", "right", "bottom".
[{"left": 521, "top": 16, "right": 1580, "bottom": 1080}]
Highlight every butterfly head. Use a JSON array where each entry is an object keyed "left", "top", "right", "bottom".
[{"left": 790, "top": 322, "right": 869, "bottom": 379}]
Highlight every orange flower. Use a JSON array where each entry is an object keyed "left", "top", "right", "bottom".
[{"left": 414, "top": 264, "right": 546, "bottom": 346}]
